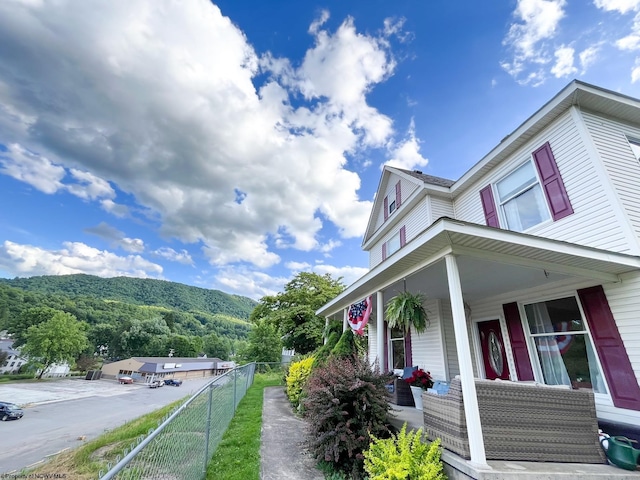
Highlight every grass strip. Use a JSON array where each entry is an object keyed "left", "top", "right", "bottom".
[
  {"left": 25, "top": 397, "right": 186, "bottom": 480},
  {"left": 206, "top": 372, "right": 283, "bottom": 480}
]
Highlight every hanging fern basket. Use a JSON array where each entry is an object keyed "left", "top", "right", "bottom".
[{"left": 384, "top": 291, "right": 429, "bottom": 334}]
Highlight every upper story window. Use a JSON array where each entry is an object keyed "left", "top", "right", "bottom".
[
  {"left": 496, "top": 161, "right": 550, "bottom": 232},
  {"left": 383, "top": 181, "right": 402, "bottom": 222},
  {"left": 627, "top": 137, "right": 640, "bottom": 162},
  {"left": 386, "top": 231, "right": 401, "bottom": 256},
  {"left": 388, "top": 198, "right": 396, "bottom": 216},
  {"left": 480, "top": 142, "right": 574, "bottom": 231},
  {"left": 382, "top": 226, "right": 406, "bottom": 261}
]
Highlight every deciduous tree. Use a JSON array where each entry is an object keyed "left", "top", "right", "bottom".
[
  {"left": 250, "top": 272, "right": 344, "bottom": 355},
  {"left": 21, "top": 310, "right": 89, "bottom": 379}
]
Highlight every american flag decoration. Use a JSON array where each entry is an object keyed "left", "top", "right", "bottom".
[{"left": 348, "top": 296, "right": 372, "bottom": 336}]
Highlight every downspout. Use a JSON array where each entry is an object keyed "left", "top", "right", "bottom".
[{"left": 445, "top": 254, "right": 488, "bottom": 468}]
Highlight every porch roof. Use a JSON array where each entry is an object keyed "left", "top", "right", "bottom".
[{"left": 317, "top": 217, "right": 640, "bottom": 317}]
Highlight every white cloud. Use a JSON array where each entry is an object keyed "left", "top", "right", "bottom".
[
  {"left": 632, "top": 59, "right": 640, "bottom": 82},
  {"left": 0, "top": 240, "right": 162, "bottom": 278},
  {"left": 153, "top": 247, "right": 194, "bottom": 265},
  {"left": 385, "top": 119, "right": 429, "bottom": 171},
  {"left": 594, "top": 0, "right": 640, "bottom": 14},
  {"left": 0, "top": 144, "right": 65, "bottom": 194},
  {"left": 551, "top": 46, "right": 577, "bottom": 77},
  {"left": 215, "top": 266, "right": 289, "bottom": 300},
  {"left": 311, "top": 263, "right": 369, "bottom": 287},
  {"left": 501, "top": 0, "right": 566, "bottom": 84},
  {"left": 579, "top": 46, "right": 600, "bottom": 72},
  {"left": 0, "top": 1, "right": 403, "bottom": 270},
  {"left": 84, "top": 222, "right": 145, "bottom": 253}
]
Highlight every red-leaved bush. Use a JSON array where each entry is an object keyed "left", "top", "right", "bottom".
[{"left": 303, "top": 355, "right": 393, "bottom": 479}]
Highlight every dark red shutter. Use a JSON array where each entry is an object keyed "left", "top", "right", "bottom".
[
  {"left": 382, "top": 243, "right": 387, "bottom": 261},
  {"left": 578, "top": 286, "right": 640, "bottom": 411},
  {"left": 404, "top": 329, "right": 412, "bottom": 367},
  {"left": 399, "top": 226, "right": 406, "bottom": 247},
  {"left": 532, "top": 142, "right": 574, "bottom": 221},
  {"left": 384, "top": 196, "right": 389, "bottom": 221},
  {"left": 503, "top": 302, "right": 534, "bottom": 381},
  {"left": 480, "top": 185, "right": 500, "bottom": 228},
  {"left": 395, "top": 181, "right": 402, "bottom": 208}
]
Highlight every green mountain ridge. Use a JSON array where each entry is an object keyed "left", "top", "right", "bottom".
[{"left": 0, "top": 274, "right": 257, "bottom": 319}]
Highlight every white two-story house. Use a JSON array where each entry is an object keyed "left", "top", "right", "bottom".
[{"left": 317, "top": 80, "right": 640, "bottom": 467}]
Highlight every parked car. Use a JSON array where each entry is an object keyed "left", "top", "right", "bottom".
[
  {"left": 118, "top": 376, "right": 134, "bottom": 384},
  {"left": 148, "top": 380, "right": 164, "bottom": 388},
  {"left": 0, "top": 402, "right": 24, "bottom": 421},
  {"left": 164, "top": 379, "right": 183, "bottom": 386}
]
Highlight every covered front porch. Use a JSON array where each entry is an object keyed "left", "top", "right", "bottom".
[
  {"left": 388, "top": 405, "right": 640, "bottom": 479},
  {"left": 318, "top": 217, "right": 640, "bottom": 470}
]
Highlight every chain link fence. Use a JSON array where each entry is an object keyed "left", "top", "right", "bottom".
[{"left": 98, "top": 363, "right": 258, "bottom": 480}]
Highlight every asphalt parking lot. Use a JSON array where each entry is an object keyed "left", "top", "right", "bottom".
[{"left": 0, "top": 376, "right": 215, "bottom": 474}]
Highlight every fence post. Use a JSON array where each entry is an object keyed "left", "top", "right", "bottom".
[
  {"left": 233, "top": 368, "right": 238, "bottom": 409},
  {"left": 203, "top": 383, "right": 213, "bottom": 476}
]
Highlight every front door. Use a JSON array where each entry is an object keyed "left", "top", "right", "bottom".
[{"left": 478, "top": 320, "right": 510, "bottom": 380}]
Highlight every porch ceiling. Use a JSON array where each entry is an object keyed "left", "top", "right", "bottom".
[{"left": 318, "top": 218, "right": 640, "bottom": 318}]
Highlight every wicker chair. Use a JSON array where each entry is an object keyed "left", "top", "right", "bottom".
[
  {"left": 386, "top": 377, "right": 415, "bottom": 407},
  {"left": 422, "top": 377, "right": 607, "bottom": 463}
]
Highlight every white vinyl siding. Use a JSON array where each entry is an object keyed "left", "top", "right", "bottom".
[
  {"left": 582, "top": 111, "right": 640, "bottom": 254},
  {"left": 406, "top": 299, "right": 448, "bottom": 381},
  {"left": 372, "top": 174, "right": 420, "bottom": 233},
  {"left": 600, "top": 273, "right": 640, "bottom": 426},
  {"left": 454, "top": 110, "right": 630, "bottom": 253},
  {"left": 429, "top": 196, "right": 455, "bottom": 223},
  {"left": 368, "top": 322, "right": 379, "bottom": 367},
  {"left": 439, "top": 300, "right": 461, "bottom": 379},
  {"left": 368, "top": 197, "right": 430, "bottom": 269}
]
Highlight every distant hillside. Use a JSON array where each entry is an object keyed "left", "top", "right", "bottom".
[{"left": 0, "top": 274, "right": 257, "bottom": 319}]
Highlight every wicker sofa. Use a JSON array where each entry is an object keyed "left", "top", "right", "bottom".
[{"left": 422, "top": 377, "right": 607, "bottom": 463}]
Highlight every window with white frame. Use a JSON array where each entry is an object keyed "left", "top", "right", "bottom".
[
  {"left": 496, "top": 161, "right": 550, "bottom": 232},
  {"left": 386, "top": 231, "right": 401, "bottom": 257},
  {"left": 627, "top": 137, "right": 640, "bottom": 162},
  {"left": 388, "top": 198, "right": 396, "bottom": 216},
  {"left": 523, "top": 296, "right": 606, "bottom": 393},
  {"left": 389, "top": 327, "right": 405, "bottom": 369}
]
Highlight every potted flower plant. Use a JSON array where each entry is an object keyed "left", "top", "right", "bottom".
[
  {"left": 405, "top": 368, "right": 433, "bottom": 410},
  {"left": 384, "top": 291, "right": 429, "bottom": 334}
]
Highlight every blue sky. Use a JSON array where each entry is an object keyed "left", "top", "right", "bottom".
[{"left": 1, "top": 0, "right": 640, "bottom": 300}]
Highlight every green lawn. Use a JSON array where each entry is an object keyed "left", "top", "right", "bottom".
[{"left": 206, "top": 372, "right": 284, "bottom": 480}]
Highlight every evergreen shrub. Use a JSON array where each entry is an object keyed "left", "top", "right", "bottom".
[
  {"left": 304, "top": 354, "right": 392, "bottom": 479},
  {"left": 312, "top": 331, "right": 339, "bottom": 369},
  {"left": 330, "top": 329, "right": 357, "bottom": 359}
]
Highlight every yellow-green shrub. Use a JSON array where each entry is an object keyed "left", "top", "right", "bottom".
[
  {"left": 363, "top": 424, "right": 446, "bottom": 480},
  {"left": 286, "top": 356, "right": 315, "bottom": 409}
]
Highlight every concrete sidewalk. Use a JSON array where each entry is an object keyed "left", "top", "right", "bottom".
[{"left": 260, "top": 386, "right": 323, "bottom": 480}]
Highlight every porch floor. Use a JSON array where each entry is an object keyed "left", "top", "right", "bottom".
[{"left": 388, "top": 405, "right": 640, "bottom": 479}]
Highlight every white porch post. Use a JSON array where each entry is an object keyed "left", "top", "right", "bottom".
[
  {"left": 343, "top": 308, "right": 349, "bottom": 332},
  {"left": 377, "top": 290, "right": 385, "bottom": 371},
  {"left": 445, "top": 254, "right": 488, "bottom": 467},
  {"left": 324, "top": 317, "right": 329, "bottom": 344}
]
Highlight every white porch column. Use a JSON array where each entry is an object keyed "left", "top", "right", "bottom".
[
  {"left": 445, "top": 254, "right": 488, "bottom": 467},
  {"left": 324, "top": 317, "right": 329, "bottom": 344},
  {"left": 376, "top": 290, "right": 385, "bottom": 371},
  {"left": 343, "top": 308, "right": 349, "bottom": 332}
]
